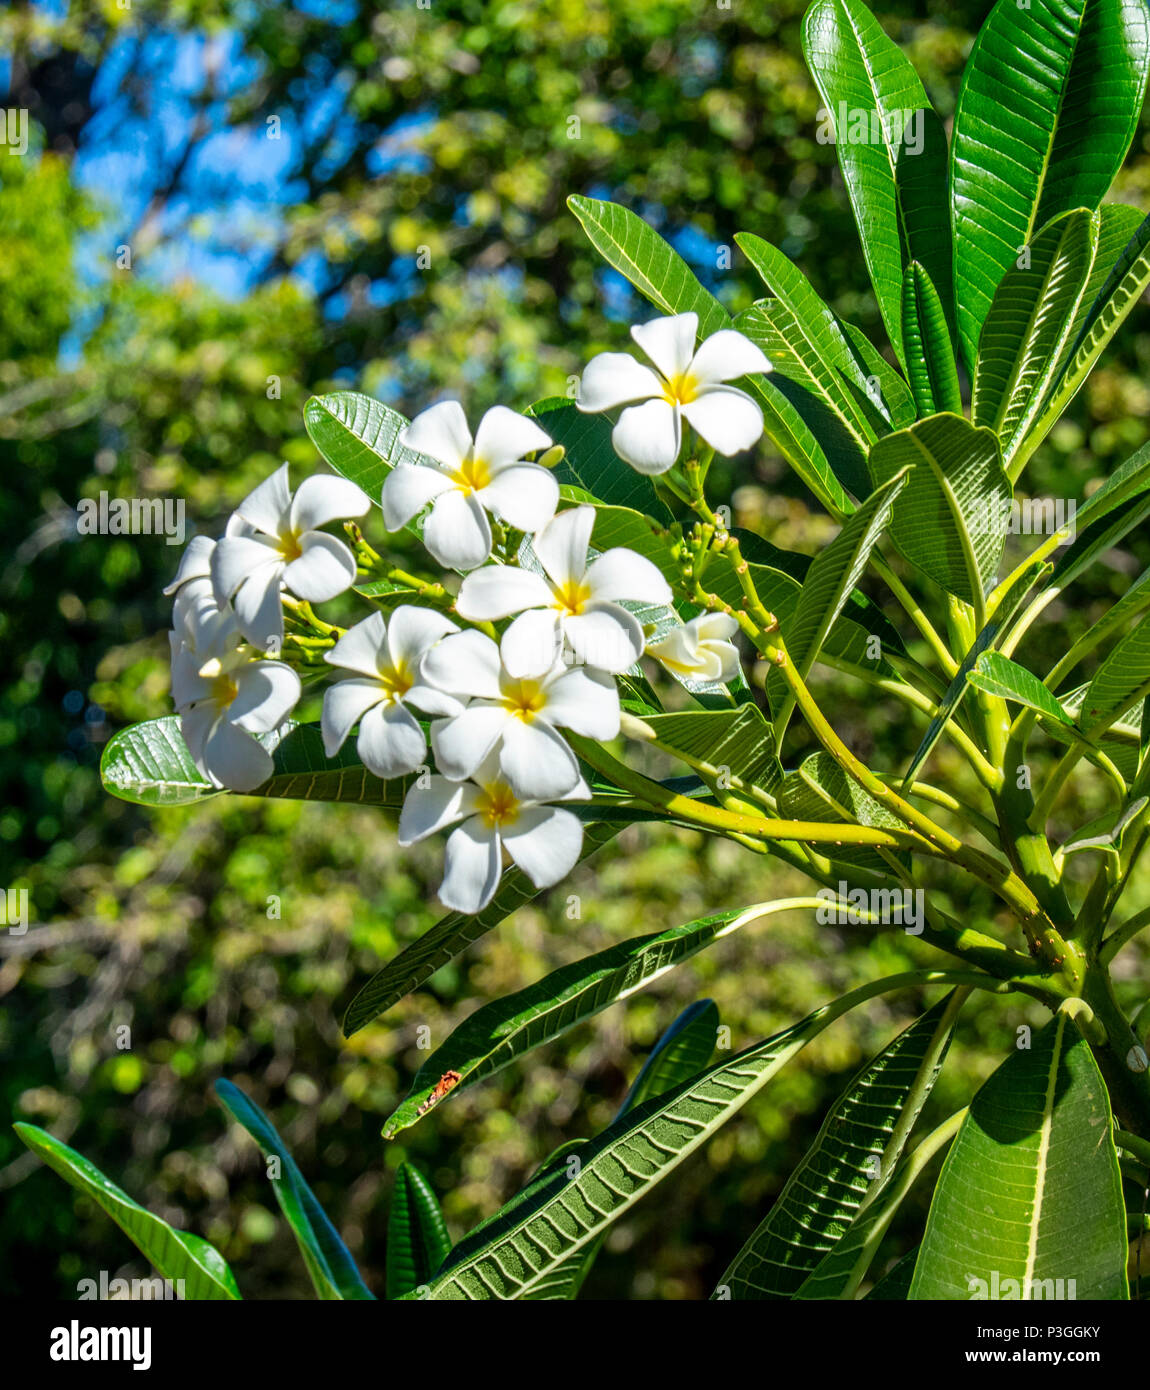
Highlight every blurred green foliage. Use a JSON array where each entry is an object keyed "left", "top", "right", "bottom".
[{"left": 2, "top": 0, "right": 1148, "bottom": 1299}]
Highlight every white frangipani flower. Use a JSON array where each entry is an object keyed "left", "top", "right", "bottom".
[
  {"left": 384, "top": 402, "right": 558, "bottom": 571},
  {"left": 398, "top": 751, "right": 589, "bottom": 914},
  {"left": 211, "top": 463, "right": 371, "bottom": 652},
  {"left": 647, "top": 613, "right": 741, "bottom": 683},
  {"left": 577, "top": 311, "right": 771, "bottom": 473},
  {"left": 455, "top": 505, "right": 672, "bottom": 677},
  {"left": 165, "top": 536, "right": 243, "bottom": 711},
  {"left": 321, "top": 607, "right": 463, "bottom": 779},
  {"left": 178, "top": 645, "right": 301, "bottom": 794},
  {"left": 421, "top": 626, "right": 619, "bottom": 800}
]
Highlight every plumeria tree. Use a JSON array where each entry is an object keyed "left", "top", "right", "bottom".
[{"left": 22, "top": 0, "right": 1150, "bottom": 1300}]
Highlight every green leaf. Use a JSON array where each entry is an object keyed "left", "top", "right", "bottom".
[
  {"left": 619, "top": 1000, "right": 720, "bottom": 1117},
  {"left": 802, "top": 0, "right": 950, "bottom": 367},
  {"left": 1062, "top": 435, "right": 1150, "bottom": 535},
  {"left": 840, "top": 323, "right": 917, "bottom": 430},
  {"left": 415, "top": 975, "right": 913, "bottom": 1299},
  {"left": 525, "top": 1001, "right": 721, "bottom": 1300},
  {"left": 342, "top": 823, "right": 620, "bottom": 1035},
  {"left": 101, "top": 717, "right": 409, "bottom": 810},
  {"left": 567, "top": 194, "right": 729, "bottom": 335},
  {"left": 386, "top": 1165, "right": 452, "bottom": 1300},
  {"left": 865, "top": 1248, "right": 918, "bottom": 1300},
  {"left": 967, "top": 651, "right": 1073, "bottom": 725},
  {"left": 1061, "top": 795, "right": 1148, "bottom": 857},
  {"left": 1083, "top": 616, "right": 1150, "bottom": 732},
  {"left": 735, "top": 302, "right": 871, "bottom": 501},
  {"left": 1023, "top": 209, "right": 1150, "bottom": 469},
  {"left": 900, "top": 262, "right": 961, "bottom": 418},
  {"left": 794, "top": 1107, "right": 963, "bottom": 1299},
  {"left": 716, "top": 995, "right": 956, "bottom": 1299},
  {"left": 214, "top": 1081, "right": 374, "bottom": 1300},
  {"left": 735, "top": 233, "right": 880, "bottom": 447},
  {"left": 950, "top": 0, "right": 1150, "bottom": 372},
  {"left": 526, "top": 398, "right": 671, "bottom": 519},
  {"left": 771, "top": 467, "right": 908, "bottom": 732},
  {"left": 638, "top": 705, "right": 782, "bottom": 795},
  {"left": 909, "top": 1011, "right": 1129, "bottom": 1300},
  {"left": 304, "top": 391, "right": 425, "bottom": 500},
  {"left": 867, "top": 413, "right": 1010, "bottom": 611},
  {"left": 14, "top": 1123, "right": 241, "bottom": 1301},
  {"left": 971, "top": 208, "right": 1098, "bottom": 470},
  {"left": 382, "top": 901, "right": 796, "bottom": 1138}
]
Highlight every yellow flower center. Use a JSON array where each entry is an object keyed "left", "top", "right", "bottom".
[
  {"left": 378, "top": 662, "right": 413, "bottom": 702},
  {"left": 662, "top": 371, "right": 699, "bottom": 406},
  {"left": 503, "top": 678, "right": 547, "bottom": 721},
  {"left": 452, "top": 453, "right": 493, "bottom": 495},
  {"left": 212, "top": 671, "right": 239, "bottom": 707},
  {"left": 553, "top": 577, "right": 592, "bottom": 616},
  {"left": 475, "top": 779, "right": 520, "bottom": 829},
  {"left": 278, "top": 530, "right": 303, "bottom": 562}
]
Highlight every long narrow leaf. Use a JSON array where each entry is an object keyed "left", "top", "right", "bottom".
[{"left": 214, "top": 1081, "right": 374, "bottom": 1300}]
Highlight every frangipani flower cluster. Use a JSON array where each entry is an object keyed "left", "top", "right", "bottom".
[{"left": 164, "top": 313, "right": 766, "bottom": 912}]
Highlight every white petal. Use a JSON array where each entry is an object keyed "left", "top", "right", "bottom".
[
  {"left": 688, "top": 329, "right": 771, "bottom": 385},
  {"left": 399, "top": 400, "right": 473, "bottom": 470},
  {"left": 163, "top": 535, "right": 215, "bottom": 594},
  {"left": 225, "top": 512, "right": 257, "bottom": 538},
  {"left": 706, "top": 640, "right": 741, "bottom": 682},
  {"left": 211, "top": 534, "right": 281, "bottom": 601},
  {"left": 631, "top": 312, "right": 698, "bottom": 381},
  {"left": 646, "top": 625, "right": 697, "bottom": 667},
  {"left": 201, "top": 717, "right": 275, "bottom": 793},
  {"left": 612, "top": 398, "right": 681, "bottom": 473},
  {"left": 502, "top": 806, "right": 584, "bottom": 889},
  {"left": 235, "top": 462, "right": 292, "bottom": 537},
  {"left": 500, "top": 609, "right": 564, "bottom": 681},
  {"left": 385, "top": 604, "right": 459, "bottom": 669},
  {"left": 421, "top": 629, "right": 502, "bottom": 699},
  {"left": 565, "top": 604, "right": 645, "bottom": 674},
  {"left": 422, "top": 488, "right": 492, "bottom": 571},
  {"left": 357, "top": 701, "right": 427, "bottom": 779},
  {"left": 585, "top": 548, "right": 672, "bottom": 605},
  {"left": 231, "top": 566, "right": 285, "bottom": 651},
  {"left": 398, "top": 776, "right": 479, "bottom": 845},
  {"left": 576, "top": 352, "right": 663, "bottom": 412},
  {"left": 283, "top": 531, "right": 357, "bottom": 602},
  {"left": 171, "top": 642, "right": 212, "bottom": 710},
  {"left": 289, "top": 473, "right": 370, "bottom": 531},
  {"left": 431, "top": 705, "right": 511, "bottom": 781},
  {"left": 326, "top": 612, "right": 388, "bottom": 678},
  {"left": 406, "top": 682, "right": 465, "bottom": 719},
  {"left": 533, "top": 505, "right": 594, "bottom": 588},
  {"left": 681, "top": 386, "right": 764, "bottom": 456},
  {"left": 696, "top": 613, "right": 740, "bottom": 641},
  {"left": 498, "top": 718, "right": 580, "bottom": 800},
  {"left": 477, "top": 464, "right": 559, "bottom": 532},
  {"left": 472, "top": 405, "right": 552, "bottom": 470},
  {"left": 174, "top": 580, "right": 236, "bottom": 651},
  {"left": 180, "top": 703, "right": 217, "bottom": 764},
  {"left": 322, "top": 677, "right": 386, "bottom": 755},
  {"left": 381, "top": 462, "right": 453, "bottom": 530},
  {"left": 229, "top": 661, "right": 301, "bottom": 733},
  {"left": 455, "top": 564, "right": 554, "bottom": 621},
  {"left": 439, "top": 819, "right": 502, "bottom": 914},
  {"left": 543, "top": 666, "right": 620, "bottom": 739}
]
